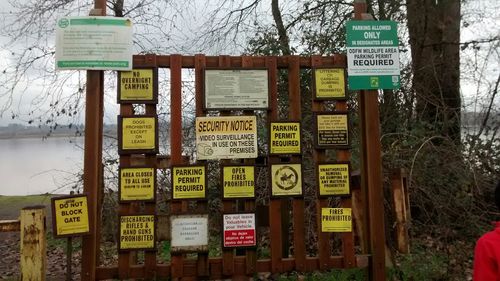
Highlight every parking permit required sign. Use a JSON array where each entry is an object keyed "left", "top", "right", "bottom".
[{"left": 346, "top": 20, "right": 400, "bottom": 90}]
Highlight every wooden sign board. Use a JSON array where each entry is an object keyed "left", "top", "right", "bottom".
[
  {"left": 314, "top": 112, "right": 350, "bottom": 148},
  {"left": 171, "top": 165, "right": 207, "bottom": 200},
  {"left": 118, "top": 68, "right": 158, "bottom": 104},
  {"left": 269, "top": 121, "right": 301, "bottom": 155},
  {"left": 195, "top": 116, "right": 257, "bottom": 160},
  {"left": 204, "top": 69, "right": 269, "bottom": 110},
  {"left": 118, "top": 115, "right": 158, "bottom": 154},
  {"left": 119, "top": 215, "right": 155, "bottom": 250},
  {"left": 223, "top": 213, "right": 256, "bottom": 248},
  {"left": 313, "top": 68, "right": 347, "bottom": 100},
  {"left": 317, "top": 162, "right": 351, "bottom": 196},
  {"left": 270, "top": 163, "right": 303, "bottom": 197},
  {"left": 222, "top": 165, "right": 255, "bottom": 199},
  {"left": 321, "top": 208, "right": 352, "bottom": 232},
  {"left": 170, "top": 214, "right": 209, "bottom": 253},
  {"left": 119, "top": 166, "right": 156, "bottom": 202},
  {"left": 51, "top": 194, "right": 90, "bottom": 237}
]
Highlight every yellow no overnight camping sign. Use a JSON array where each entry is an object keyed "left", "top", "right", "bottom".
[
  {"left": 119, "top": 69, "right": 155, "bottom": 102},
  {"left": 321, "top": 208, "right": 352, "bottom": 232},
  {"left": 223, "top": 166, "right": 255, "bottom": 199}
]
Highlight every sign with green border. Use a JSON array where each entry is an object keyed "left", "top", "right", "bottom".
[{"left": 346, "top": 20, "right": 400, "bottom": 90}]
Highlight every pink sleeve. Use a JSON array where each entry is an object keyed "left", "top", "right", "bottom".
[{"left": 473, "top": 237, "right": 498, "bottom": 281}]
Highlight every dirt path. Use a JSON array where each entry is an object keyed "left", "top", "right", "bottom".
[{"left": 0, "top": 194, "right": 82, "bottom": 280}]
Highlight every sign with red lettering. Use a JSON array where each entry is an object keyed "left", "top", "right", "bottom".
[{"left": 223, "top": 213, "right": 256, "bottom": 248}]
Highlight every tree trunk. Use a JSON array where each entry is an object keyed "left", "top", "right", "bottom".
[{"left": 407, "top": 0, "right": 461, "bottom": 143}]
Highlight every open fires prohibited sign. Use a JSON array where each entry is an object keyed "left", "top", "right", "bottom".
[{"left": 346, "top": 20, "right": 400, "bottom": 90}]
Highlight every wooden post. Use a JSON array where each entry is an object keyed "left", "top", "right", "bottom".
[
  {"left": 81, "top": 1, "right": 106, "bottom": 280},
  {"left": 20, "top": 206, "right": 46, "bottom": 281},
  {"left": 354, "top": 0, "right": 387, "bottom": 280},
  {"left": 391, "top": 169, "right": 410, "bottom": 254}
]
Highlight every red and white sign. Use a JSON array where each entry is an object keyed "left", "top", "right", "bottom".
[{"left": 223, "top": 213, "right": 256, "bottom": 248}]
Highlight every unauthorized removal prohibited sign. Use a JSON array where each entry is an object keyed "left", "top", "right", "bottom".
[
  {"left": 51, "top": 194, "right": 90, "bottom": 237},
  {"left": 317, "top": 162, "right": 351, "bottom": 196},
  {"left": 223, "top": 213, "right": 256, "bottom": 248},
  {"left": 56, "top": 17, "right": 133, "bottom": 71},
  {"left": 346, "top": 20, "right": 400, "bottom": 90}
]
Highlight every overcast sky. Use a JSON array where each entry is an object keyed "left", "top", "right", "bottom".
[{"left": 0, "top": 0, "right": 498, "bottom": 127}]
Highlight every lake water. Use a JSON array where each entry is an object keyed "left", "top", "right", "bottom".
[{"left": 0, "top": 137, "right": 84, "bottom": 195}]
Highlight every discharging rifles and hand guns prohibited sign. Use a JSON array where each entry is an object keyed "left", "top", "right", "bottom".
[
  {"left": 119, "top": 167, "right": 156, "bottom": 201},
  {"left": 119, "top": 215, "right": 155, "bottom": 250},
  {"left": 51, "top": 194, "right": 90, "bottom": 237},
  {"left": 195, "top": 116, "right": 257, "bottom": 160}
]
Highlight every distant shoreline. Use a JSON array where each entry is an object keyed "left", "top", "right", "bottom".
[{"left": 0, "top": 133, "right": 84, "bottom": 140}]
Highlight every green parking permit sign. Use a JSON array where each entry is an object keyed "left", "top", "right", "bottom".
[{"left": 346, "top": 20, "right": 400, "bottom": 90}]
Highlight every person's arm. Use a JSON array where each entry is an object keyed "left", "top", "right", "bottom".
[{"left": 473, "top": 236, "right": 497, "bottom": 281}]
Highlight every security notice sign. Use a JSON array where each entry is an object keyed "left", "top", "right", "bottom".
[
  {"left": 119, "top": 215, "right": 155, "bottom": 250},
  {"left": 51, "top": 194, "right": 90, "bottom": 237},
  {"left": 314, "top": 113, "right": 349, "bottom": 148},
  {"left": 318, "top": 163, "right": 351, "bottom": 196},
  {"left": 321, "top": 208, "right": 352, "bottom": 232},
  {"left": 223, "top": 213, "right": 256, "bottom": 248},
  {"left": 119, "top": 167, "right": 156, "bottom": 201},
  {"left": 271, "top": 163, "right": 303, "bottom": 197},
  {"left": 118, "top": 69, "right": 157, "bottom": 103},
  {"left": 269, "top": 122, "right": 301, "bottom": 155},
  {"left": 314, "top": 68, "right": 346, "bottom": 99},
  {"left": 171, "top": 214, "right": 208, "bottom": 253},
  {"left": 222, "top": 165, "right": 255, "bottom": 199},
  {"left": 56, "top": 17, "right": 132, "bottom": 70},
  {"left": 118, "top": 116, "right": 157, "bottom": 154},
  {"left": 172, "top": 165, "right": 206, "bottom": 200},
  {"left": 204, "top": 69, "right": 269, "bottom": 110},
  {"left": 196, "top": 116, "right": 257, "bottom": 160},
  {"left": 346, "top": 20, "right": 400, "bottom": 90}
]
